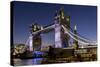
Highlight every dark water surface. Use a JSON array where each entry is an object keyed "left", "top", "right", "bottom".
[{"left": 14, "top": 58, "right": 46, "bottom": 66}]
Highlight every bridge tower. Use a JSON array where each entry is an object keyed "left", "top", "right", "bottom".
[
  {"left": 59, "top": 8, "right": 70, "bottom": 47},
  {"left": 30, "top": 23, "right": 42, "bottom": 51},
  {"left": 54, "top": 7, "right": 70, "bottom": 48},
  {"left": 54, "top": 10, "right": 62, "bottom": 48}
]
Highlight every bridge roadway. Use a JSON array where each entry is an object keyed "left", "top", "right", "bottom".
[{"left": 32, "top": 24, "right": 55, "bottom": 35}]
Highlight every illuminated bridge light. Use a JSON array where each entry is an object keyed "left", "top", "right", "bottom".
[
  {"left": 34, "top": 51, "right": 45, "bottom": 55},
  {"left": 29, "top": 34, "right": 33, "bottom": 51},
  {"left": 55, "top": 23, "right": 62, "bottom": 48}
]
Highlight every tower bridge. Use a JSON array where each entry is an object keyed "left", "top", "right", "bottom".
[{"left": 21, "top": 8, "right": 97, "bottom": 54}]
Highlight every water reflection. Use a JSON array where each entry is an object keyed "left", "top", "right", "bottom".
[{"left": 14, "top": 58, "right": 45, "bottom": 66}]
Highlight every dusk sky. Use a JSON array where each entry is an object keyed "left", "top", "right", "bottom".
[{"left": 13, "top": 1, "right": 97, "bottom": 46}]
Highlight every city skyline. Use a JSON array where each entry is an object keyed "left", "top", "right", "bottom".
[{"left": 13, "top": 1, "right": 97, "bottom": 46}]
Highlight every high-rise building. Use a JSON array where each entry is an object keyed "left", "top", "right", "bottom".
[{"left": 73, "top": 25, "right": 79, "bottom": 49}]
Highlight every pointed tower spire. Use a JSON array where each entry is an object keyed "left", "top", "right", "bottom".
[
  {"left": 74, "top": 24, "right": 77, "bottom": 31},
  {"left": 73, "top": 24, "right": 78, "bottom": 49},
  {"left": 59, "top": 7, "right": 65, "bottom": 19}
]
